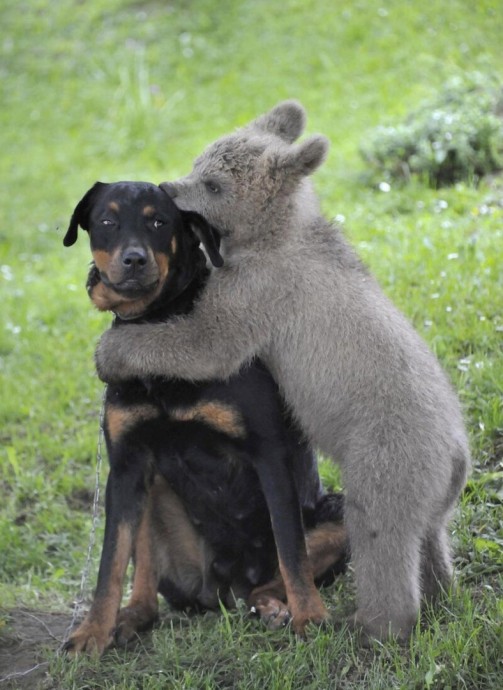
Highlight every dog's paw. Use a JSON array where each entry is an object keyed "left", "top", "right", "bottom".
[
  {"left": 290, "top": 604, "right": 331, "bottom": 637},
  {"left": 114, "top": 604, "right": 158, "bottom": 647},
  {"left": 63, "top": 621, "right": 114, "bottom": 656},
  {"left": 251, "top": 596, "right": 291, "bottom": 630}
]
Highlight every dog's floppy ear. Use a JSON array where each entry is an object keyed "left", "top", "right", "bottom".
[
  {"left": 181, "top": 211, "right": 224, "bottom": 268},
  {"left": 64, "top": 182, "right": 108, "bottom": 247}
]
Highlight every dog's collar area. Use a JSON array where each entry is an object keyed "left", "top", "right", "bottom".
[{"left": 112, "top": 309, "right": 145, "bottom": 321}]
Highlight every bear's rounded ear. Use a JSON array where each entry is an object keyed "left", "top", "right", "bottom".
[
  {"left": 292, "top": 135, "right": 329, "bottom": 176},
  {"left": 252, "top": 100, "right": 306, "bottom": 143},
  {"left": 64, "top": 182, "right": 107, "bottom": 247},
  {"left": 181, "top": 211, "right": 224, "bottom": 268},
  {"left": 262, "top": 135, "right": 329, "bottom": 183}
]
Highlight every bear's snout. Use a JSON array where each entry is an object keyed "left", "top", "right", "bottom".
[{"left": 160, "top": 182, "right": 178, "bottom": 199}]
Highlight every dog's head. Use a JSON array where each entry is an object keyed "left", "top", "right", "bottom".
[{"left": 64, "top": 181, "right": 223, "bottom": 320}]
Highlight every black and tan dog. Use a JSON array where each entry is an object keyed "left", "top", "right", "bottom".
[{"left": 63, "top": 181, "right": 348, "bottom": 654}]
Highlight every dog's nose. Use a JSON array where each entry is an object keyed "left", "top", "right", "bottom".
[
  {"left": 160, "top": 182, "right": 177, "bottom": 199},
  {"left": 122, "top": 248, "right": 147, "bottom": 268}
]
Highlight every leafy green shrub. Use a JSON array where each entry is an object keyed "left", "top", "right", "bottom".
[{"left": 360, "top": 73, "right": 503, "bottom": 187}]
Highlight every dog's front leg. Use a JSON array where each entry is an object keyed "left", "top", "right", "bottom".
[
  {"left": 250, "top": 449, "right": 329, "bottom": 636},
  {"left": 64, "top": 447, "right": 151, "bottom": 656},
  {"left": 114, "top": 485, "right": 159, "bottom": 646},
  {"left": 248, "top": 521, "right": 348, "bottom": 630}
]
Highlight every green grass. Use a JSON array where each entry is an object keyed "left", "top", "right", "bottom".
[{"left": 1, "top": 0, "right": 502, "bottom": 688}]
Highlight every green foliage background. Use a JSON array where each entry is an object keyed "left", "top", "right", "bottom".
[
  {"left": 361, "top": 73, "right": 503, "bottom": 186},
  {"left": 0, "top": 1, "right": 502, "bottom": 687}
]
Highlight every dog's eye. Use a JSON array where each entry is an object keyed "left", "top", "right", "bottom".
[
  {"left": 101, "top": 219, "right": 115, "bottom": 226},
  {"left": 204, "top": 181, "right": 221, "bottom": 194},
  {"left": 153, "top": 219, "right": 165, "bottom": 229}
]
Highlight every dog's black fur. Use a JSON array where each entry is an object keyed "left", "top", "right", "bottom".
[{"left": 63, "top": 181, "right": 347, "bottom": 654}]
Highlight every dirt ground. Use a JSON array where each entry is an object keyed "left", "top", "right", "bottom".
[{"left": 0, "top": 608, "right": 74, "bottom": 690}]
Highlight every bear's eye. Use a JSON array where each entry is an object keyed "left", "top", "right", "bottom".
[{"left": 204, "top": 180, "right": 221, "bottom": 194}]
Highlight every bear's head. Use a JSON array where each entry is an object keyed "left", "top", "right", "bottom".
[{"left": 161, "top": 101, "right": 329, "bottom": 248}]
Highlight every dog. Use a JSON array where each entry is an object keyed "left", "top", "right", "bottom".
[
  {"left": 62, "top": 181, "right": 348, "bottom": 654},
  {"left": 94, "top": 103, "right": 470, "bottom": 642}
]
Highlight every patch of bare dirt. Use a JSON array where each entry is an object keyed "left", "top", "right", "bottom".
[{"left": 0, "top": 608, "right": 73, "bottom": 689}]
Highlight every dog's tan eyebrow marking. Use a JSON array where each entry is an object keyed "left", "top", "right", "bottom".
[
  {"left": 108, "top": 201, "right": 120, "bottom": 213},
  {"left": 142, "top": 205, "right": 156, "bottom": 217}
]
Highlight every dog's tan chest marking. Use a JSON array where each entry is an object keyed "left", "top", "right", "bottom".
[
  {"left": 171, "top": 401, "right": 245, "bottom": 438},
  {"left": 106, "top": 404, "right": 160, "bottom": 443}
]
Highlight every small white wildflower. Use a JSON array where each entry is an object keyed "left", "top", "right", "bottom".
[
  {"left": 5, "top": 322, "right": 21, "bottom": 335},
  {"left": 1, "top": 265, "right": 13, "bottom": 280}
]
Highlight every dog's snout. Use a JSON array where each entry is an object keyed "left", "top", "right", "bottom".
[
  {"left": 122, "top": 248, "right": 147, "bottom": 268},
  {"left": 160, "top": 182, "right": 178, "bottom": 199}
]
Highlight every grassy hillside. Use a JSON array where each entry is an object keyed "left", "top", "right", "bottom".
[{"left": 1, "top": 0, "right": 502, "bottom": 687}]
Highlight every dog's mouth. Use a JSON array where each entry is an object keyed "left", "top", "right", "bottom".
[
  {"left": 87, "top": 263, "right": 166, "bottom": 320},
  {"left": 100, "top": 274, "right": 160, "bottom": 298}
]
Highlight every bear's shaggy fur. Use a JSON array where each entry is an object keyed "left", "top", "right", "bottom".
[{"left": 96, "top": 101, "right": 470, "bottom": 642}]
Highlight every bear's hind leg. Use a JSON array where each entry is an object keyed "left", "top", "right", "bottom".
[
  {"left": 346, "top": 501, "right": 422, "bottom": 643},
  {"left": 420, "top": 524, "right": 453, "bottom": 602}
]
